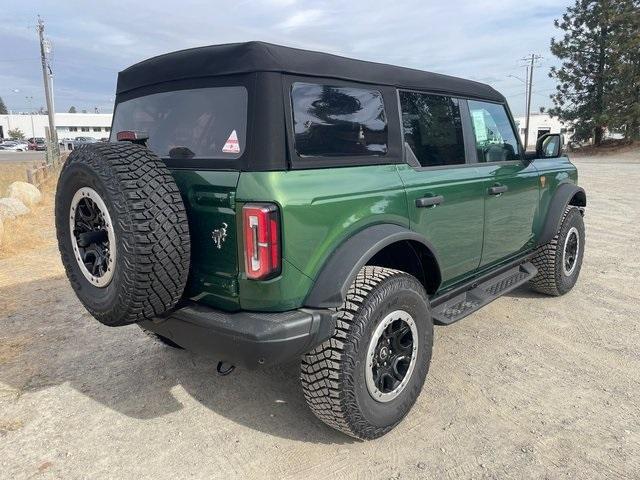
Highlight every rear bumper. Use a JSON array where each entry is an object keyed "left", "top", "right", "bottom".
[{"left": 139, "top": 302, "right": 336, "bottom": 368}]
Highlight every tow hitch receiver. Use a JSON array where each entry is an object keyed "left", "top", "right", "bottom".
[{"left": 216, "top": 361, "right": 235, "bottom": 376}]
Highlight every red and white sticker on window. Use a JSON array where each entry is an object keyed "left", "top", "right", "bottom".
[{"left": 222, "top": 130, "right": 240, "bottom": 154}]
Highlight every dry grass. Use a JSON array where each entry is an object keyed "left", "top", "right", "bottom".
[
  {"left": 0, "top": 162, "right": 31, "bottom": 194},
  {"left": 0, "top": 173, "right": 58, "bottom": 259}
]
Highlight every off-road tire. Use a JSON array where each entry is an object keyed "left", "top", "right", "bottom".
[
  {"left": 529, "top": 207, "right": 585, "bottom": 296},
  {"left": 139, "top": 326, "right": 185, "bottom": 349},
  {"left": 301, "top": 266, "right": 433, "bottom": 440},
  {"left": 55, "top": 143, "right": 190, "bottom": 326}
]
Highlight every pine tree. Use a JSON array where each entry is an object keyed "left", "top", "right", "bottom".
[
  {"left": 548, "top": 0, "right": 637, "bottom": 145},
  {"left": 608, "top": 1, "right": 640, "bottom": 140},
  {"left": 0, "top": 96, "right": 7, "bottom": 114}
]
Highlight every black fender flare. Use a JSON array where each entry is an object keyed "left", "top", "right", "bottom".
[
  {"left": 304, "top": 224, "right": 441, "bottom": 309},
  {"left": 537, "top": 183, "right": 586, "bottom": 246}
]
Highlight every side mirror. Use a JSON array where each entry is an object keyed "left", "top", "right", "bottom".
[{"left": 536, "top": 133, "right": 562, "bottom": 158}]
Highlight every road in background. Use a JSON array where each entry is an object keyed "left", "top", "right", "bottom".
[
  {"left": 0, "top": 152, "right": 47, "bottom": 163},
  {"left": 0, "top": 151, "right": 638, "bottom": 479}
]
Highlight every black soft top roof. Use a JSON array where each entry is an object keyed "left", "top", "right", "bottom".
[{"left": 116, "top": 41, "right": 504, "bottom": 102}]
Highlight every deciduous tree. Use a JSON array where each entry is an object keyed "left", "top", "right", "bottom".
[{"left": 8, "top": 128, "right": 25, "bottom": 140}]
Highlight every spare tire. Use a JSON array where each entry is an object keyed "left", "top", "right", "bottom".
[{"left": 55, "top": 143, "right": 190, "bottom": 326}]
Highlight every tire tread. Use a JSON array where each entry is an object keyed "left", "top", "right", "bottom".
[
  {"left": 301, "top": 266, "right": 415, "bottom": 439},
  {"left": 529, "top": 206, "right": 581, "bottom": 296},
  {"left": 56, "top": 143, "right": 190, "bottom": 326}
]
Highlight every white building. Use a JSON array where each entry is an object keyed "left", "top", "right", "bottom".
[
  {"left": 514, "top": 113, "right": 574, "bottom": 149},
  {"left": 0, "top": 113, "right": 113, "bottom": 141},
  {"left": 2, "top": 111, "right": 577, "bottom": 150}
]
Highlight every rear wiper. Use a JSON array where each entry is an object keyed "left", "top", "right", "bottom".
[{"left": 168, "top": 146, "right": 195, "bottom": 159}]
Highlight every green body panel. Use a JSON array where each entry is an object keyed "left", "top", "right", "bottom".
[
  {"left": 529, "top": 156, "right": 578, "bottom": 237},
  {"left": 170, "top": 157, "right": 578, "bottom": 313},
  {"left": 476, "top": 161, "right": 540, "bottom": 268},
  {"left": 235, "top": 164, "right": 409, "bottom": 311},
  {"left": 395, "top": 163, "right": 485, "bottom": 287}
]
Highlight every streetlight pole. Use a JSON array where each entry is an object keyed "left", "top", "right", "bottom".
[
  {"left": 25, "top": 96, "right": 36, "bottom": 140},
  {"left": 5, "top": 88, "right": 21, "bottom": 133},
  {"left": 521, "top": 54, "right": 542, "bottom": 151},
  {"left": 507, "top": 72, "right": 529, "bottom": 142}
]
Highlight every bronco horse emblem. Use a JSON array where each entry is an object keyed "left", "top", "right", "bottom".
[{"left": 211, "top": 222, "right": 228, "bottom": 249}]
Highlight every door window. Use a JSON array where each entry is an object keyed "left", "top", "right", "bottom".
[
  {"left": 399, "top": 91, "right": 466, "bottom": 167},
  {"left": 467, "top": 100, "right": 520, "bottom": 162},
  {"left": 291, "top": 83, "right": 388, "bottom": 157}
]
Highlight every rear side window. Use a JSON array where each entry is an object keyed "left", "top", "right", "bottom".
[
  {"left": 467, "top": 100, "right": 520, "bottom": 162},
  {"left": 111, "top": 86, "right": 248, "bottom": 160},
  {"left": 399, "top": 91, "right": 466, "bottom": 167},
  {"left": 291, "top": 82, "right": 388, "bottom": 157}
]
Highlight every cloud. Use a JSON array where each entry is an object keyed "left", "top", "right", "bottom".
[
  {"left": 262, "top": 0, "right": 298, "bottom": 6},
  {"left": 0, "top": 0, "right": 572, "bottom": 115},
  {"left": 277, "top": 9, "right": 325, "bottom": 30}
]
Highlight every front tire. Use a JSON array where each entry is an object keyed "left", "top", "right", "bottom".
[
  {"left": 530, "top": 207, "right": 585, "bottom": 296},
  {"left": 301, "top": 266, "right": 433, "bottom": 440}
]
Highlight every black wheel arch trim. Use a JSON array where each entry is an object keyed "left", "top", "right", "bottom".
[
  {"left": 538, "top": 183, "right": 586, "bottom": 246},
  {"left": 304, "top": 224, "right": 442, "bottom": 308}
]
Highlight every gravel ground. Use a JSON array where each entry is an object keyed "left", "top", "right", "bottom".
[{"left": 0, "top": 152, "right": 638, "bottom": 479}]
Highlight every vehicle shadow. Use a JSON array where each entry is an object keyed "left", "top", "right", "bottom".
[
  {"left": 502, "top": 285, "right": 549, "bottom": 299},
  {"left": 0, "top": 275, "right": 354, "bottom": 444}
]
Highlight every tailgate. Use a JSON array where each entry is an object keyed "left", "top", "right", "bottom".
[{"left": 170, "top": 169, "right": 241, "bottom": 311}]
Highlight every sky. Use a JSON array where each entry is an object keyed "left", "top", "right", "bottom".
[{"left": 0, "top": 0, "right": 573, "bottom": 116}]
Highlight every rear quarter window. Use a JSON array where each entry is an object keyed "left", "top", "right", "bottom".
[
  {"left": 110, "top": 86, "right": 248, "bottom": 160},
  {"left": 291, "top": 82, "right": 388, "bottom": 157}
]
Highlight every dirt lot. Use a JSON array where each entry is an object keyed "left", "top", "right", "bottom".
[{"left": 0, "top": 151, "right": 638, "bottom": 479}]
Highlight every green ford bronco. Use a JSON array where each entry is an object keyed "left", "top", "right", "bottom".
[{"left": 55, "top": 42, "right": 586, "bottom": 440}]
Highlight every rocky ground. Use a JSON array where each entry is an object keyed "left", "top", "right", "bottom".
[{"left": 0, "top": 151, "right": 638, "bottom": 479}]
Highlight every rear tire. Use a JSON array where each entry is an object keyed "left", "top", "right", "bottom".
[
  {"left": 301, "top": 266, "right": 433, "bottom": 440},
  {"left": 530, "top": 207, "right": 585, "bottom": 296},
  {"left": 55, "top": 143, "right": 191, "bottom": 326}
]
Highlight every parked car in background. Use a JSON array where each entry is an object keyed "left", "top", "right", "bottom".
[
  {"left": 74, "top": 136, "right": 98, "bottom": 144},
  {"left": 27, "top": 137, "right": 46, "bottom": 151},
  {"left": 66, "top": 136, "right": 99, "bottom": 150},
  {"left": 0, "top": 141, "right": 27, "bottom": 151}
]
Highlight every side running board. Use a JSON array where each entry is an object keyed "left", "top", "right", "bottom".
[{"left": 431, "top": 262, "right": 537, "bottom": 325}]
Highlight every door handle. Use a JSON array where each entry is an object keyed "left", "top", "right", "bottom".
[
  {"left": 415, "top": 195, "right": 444, "bottom": 208},
  {"left": 488, "top": 185, "right": 508, "bottom": 196}
]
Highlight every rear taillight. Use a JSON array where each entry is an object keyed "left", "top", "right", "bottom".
[{"left": 242, "top": 203, "right": 281, "bottom": 280}]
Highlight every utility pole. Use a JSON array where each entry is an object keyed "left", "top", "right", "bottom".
[
  {"left": 521, "top": 54, "right": 542, "bottom": 151},
  {"left": 37, "top": 16, "right": 59, "bottom": 164},
  {"left": 523, "top": 65, "right": 529, "bottom": 123}
]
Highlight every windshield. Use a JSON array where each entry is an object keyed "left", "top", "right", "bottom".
[{"left": 111, "top": 86, "right": 248, "bottom": 161}]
